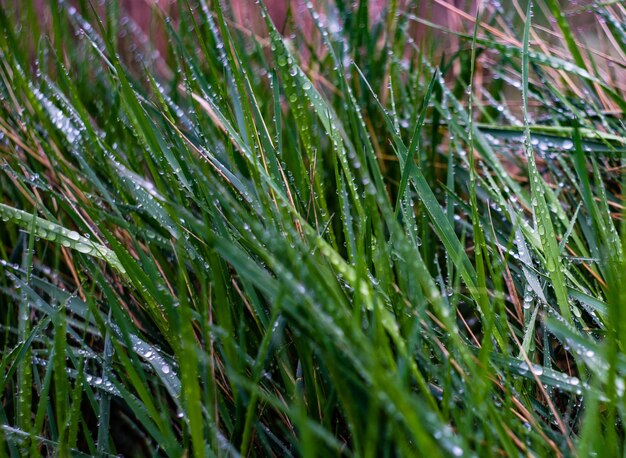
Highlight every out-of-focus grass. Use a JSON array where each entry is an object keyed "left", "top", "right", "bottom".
[{"left": 0, "top": 0, "right": 625, "bottom": 456}]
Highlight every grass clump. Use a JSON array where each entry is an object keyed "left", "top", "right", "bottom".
[{"left": 0, "top": 0, "right": 625, "bottom": 456}]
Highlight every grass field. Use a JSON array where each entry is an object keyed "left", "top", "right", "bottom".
[{"left": 1, "top": 0, "right": 625, "bottom": 456}]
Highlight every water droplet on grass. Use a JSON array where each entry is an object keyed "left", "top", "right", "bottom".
[
  {"left": 67, "top": 231, "right": 80, "bottom": 241},
  {"left": 75, "top": 243, "right": 92, "bottom": 254}
]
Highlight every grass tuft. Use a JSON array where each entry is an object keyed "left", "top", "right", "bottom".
[{"left": 1, "top": 0, "right": 625, "bottom": 455}]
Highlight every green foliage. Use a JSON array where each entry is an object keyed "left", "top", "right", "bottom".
[{"left": 0, "top": 0, "right": 625, "bottom": 455}]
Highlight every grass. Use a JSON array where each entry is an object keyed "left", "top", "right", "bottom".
[{"left": 0, "top": 0, "right": 625, "bottom": 455}]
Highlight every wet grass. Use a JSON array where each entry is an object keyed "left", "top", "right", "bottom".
[{"left": 0, "top": 0, "right": 625, "bottom": 456}]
